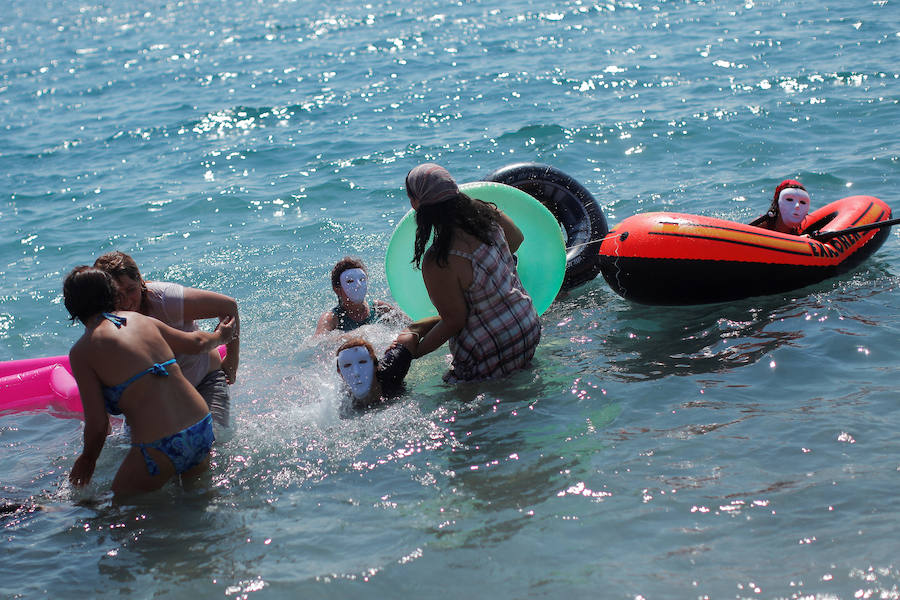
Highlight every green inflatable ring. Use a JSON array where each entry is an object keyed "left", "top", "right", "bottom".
[{"left": 385, "top": 181, "right": 566, "bottom": 321}]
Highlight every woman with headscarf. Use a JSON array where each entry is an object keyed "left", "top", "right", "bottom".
[
  {"left": 751, "top": 179, "right": 811, "bottom": 234},
  {"left": 404, "top": 163, "right": 541, "bottom": 382}
]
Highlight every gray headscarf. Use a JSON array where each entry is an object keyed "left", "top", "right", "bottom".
[{"left": 405, "top": 163, "right": 460, "bottom": 210}]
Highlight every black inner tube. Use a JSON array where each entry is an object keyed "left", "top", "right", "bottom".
[{"left": 484, "top": 162, "right": 607, "bottom": 290}]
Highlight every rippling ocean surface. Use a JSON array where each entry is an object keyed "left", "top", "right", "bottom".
[{"left": 2, "top": 0, "right": 899, "bottom": 597}]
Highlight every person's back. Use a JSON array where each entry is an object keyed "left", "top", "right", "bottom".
[
  {"left": 74, "top": 310, "right": 208, "bottom": 443},
  {"left": 445, "top": 223, "right": 540, "bottom": 382},
  {"left": 405, "top": 162, "right": 541, "bottom": 383}
]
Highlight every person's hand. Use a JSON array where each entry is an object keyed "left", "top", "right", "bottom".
[
  {"left": 391, "top": 331, "right": 421, "bottom": 355},
  {"left": 216, "top": 315, "right": 235, "bottom": 343},
  {"left": 69, "top": 454, "right": 96, "bottom": 488}
]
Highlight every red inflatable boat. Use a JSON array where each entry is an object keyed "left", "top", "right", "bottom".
[{"left": 597, "top": 195, "right": 893, "bottom": 305}]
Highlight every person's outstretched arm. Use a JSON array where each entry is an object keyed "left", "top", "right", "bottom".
[
  {"left": 392, "top": 316, "right": 441, "bottom": 355},
  {"left": 153, "top": 315, "right": 235, "bottom": 356},
  {"left": 314, "top": 310, "right": 337, "bottom": 336}
]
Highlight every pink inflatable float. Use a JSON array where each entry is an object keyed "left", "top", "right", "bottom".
[
  {"left": 0, "top": 346, "right": 227, "bottom": 418},
  {"left": 0, "top": 355, "right": 80, "bottom": 416}
]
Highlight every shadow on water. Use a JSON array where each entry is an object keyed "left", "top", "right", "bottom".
[
  {"left": 551, "top": 262, "right": 896, "bottom": 383},
  {"left": 605, "top": 299, "right": 806, "bottom": 382},
  {"left": 0, "top": 497, "right": 43, "bottom": 527},
  {"left": 46, "top": 490, "right": 267, "bottom": 596},
  {"left": 401, "top": 369, "right": 622, "bottom": 549}
]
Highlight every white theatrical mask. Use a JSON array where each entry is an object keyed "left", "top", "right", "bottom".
[
  {"left": 339, "top": 268, "right": 368, "bottom": 304},
  {"left": 777, "top": 188, "right": 810, "bottom": 228},
  {"left": 337, "top": 345, "right": 375, "bottom": 399}
]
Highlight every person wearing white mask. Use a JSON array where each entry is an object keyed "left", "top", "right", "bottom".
[
  {"left": 334, "top": 317, "right": 439, "bottom": 410},
  {"left": 315, "top": 257, "right": 399, "bottom": 335},
  {"left": 751, "top": 179, "right": 811, "bottom": 235}
]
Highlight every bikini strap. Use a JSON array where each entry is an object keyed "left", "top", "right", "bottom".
[
  {"left": 149, "top": 358, "right": 177, "bottom": 376},
  {"left": 136, "top": 445, "right": 161, "bottom": 476},
  {"left": 100, "top": 312, "right": 127, "bottom": 328},
  {"left": 110, "top": 358, "right": 178, "bottom": 398}
]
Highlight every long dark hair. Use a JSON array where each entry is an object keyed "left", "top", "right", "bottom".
[
  {"left": 63, "top": 266, "right": 117, "bottom": 324},
  {"left": 750, "top": 194, "right": 784, "bottom": 230},
  {"left": 412, "top": 193, "right": 498, "bottom": 269}
]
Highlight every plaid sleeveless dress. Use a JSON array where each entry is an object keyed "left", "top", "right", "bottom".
[{"left": 444, "top": 223, "right": 541, "bottom": 382}]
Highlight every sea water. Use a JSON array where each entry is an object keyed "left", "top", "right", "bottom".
[{"left": 2, "top": 0, "right": 899, "bottom": 598}]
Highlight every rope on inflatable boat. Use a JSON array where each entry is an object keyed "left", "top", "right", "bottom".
[{"left": 810, "top": 217, "right": 900, "bottom": 242}]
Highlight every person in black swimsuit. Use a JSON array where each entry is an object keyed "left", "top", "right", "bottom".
[
  {"left": 315, "top": 257, "right": 400, "bottom": 335},
  {"left": 335, "top": 317, "right": 439, "bottom": 410}
]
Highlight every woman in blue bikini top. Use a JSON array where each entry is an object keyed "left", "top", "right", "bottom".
[{"left": 63, "top": 266, "right": 234, "bottom": 497}]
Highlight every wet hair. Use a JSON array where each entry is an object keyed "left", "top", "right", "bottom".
[
  {"left": 93, "top": 251, "right": 143, "bottom": 283},
  {"left": 412, "top": 193, "right": 498, "bottom": 269},
  {"left": 330, "top": 257, "right": 367, "bottom": 293},
  {"left": 334, "top": 337, "right": 378, "bottom": 372},
  {"left": 63, "top": 266, "right": 117, "bottom": 324},
  {"left": 93, "top": 250, "right": 148, "bottom": 310}
]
